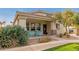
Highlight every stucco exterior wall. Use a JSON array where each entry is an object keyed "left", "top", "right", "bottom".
[
  {"left": 18, "top": 19, "right": 26, "bottom": 29},
  {"left": 51, "top": 22, "right": 56, "bottom": 30},
  {"left": 15, "top": 20, "right": 18, "bottom": 25},
  {"left": 56, "top": 23, "right": 66, "bottom": 35},
  {"left": 50, "top": 21, "right": 66, "bottom": 35}
]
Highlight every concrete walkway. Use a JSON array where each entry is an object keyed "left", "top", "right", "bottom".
[{"left": 2, "top": 39, "right": 79, "bottom": 51}]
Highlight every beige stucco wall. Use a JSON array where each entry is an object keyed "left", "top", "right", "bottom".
[
  {"left": 14, "top": 20, "right": 18, "bottom": 25},
  {"left": 56, "top": 23, "right": 66, "bottom": 35},
  {"left": 47, "top": 22, "right": 51, "bottom": 35},
  {"left": 51, "top": 22, "right": 56, "bottom": 30},
  {"left": 50, "top": 21, "right": 66, "bottom": 35},
  {"left": 18, "top": 19, "right": 26, "bottom": 29}
]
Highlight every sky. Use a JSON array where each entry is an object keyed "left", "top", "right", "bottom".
[{"left": 1, "top": 8, "right": 79, "bottom": 25}]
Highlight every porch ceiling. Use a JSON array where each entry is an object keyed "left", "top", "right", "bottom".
[{"left": 26, "top": 19, "right": 52, "bottom": 23}]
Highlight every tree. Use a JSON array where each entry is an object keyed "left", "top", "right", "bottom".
[
  {"left": 73, "top": 13, "right": 79, "bottom": 26},
  {"left": 53, "top": 12, "right": 63, "bottom": 22},
  {"left": 62, "top": 9, "right": 75, "bottom": 34},
  {"left": 72, "top": 13, "right": 79, "bottom": 35}
]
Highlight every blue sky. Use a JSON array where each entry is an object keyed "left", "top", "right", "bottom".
[{"left": 0, "top": 8, "right": 79, "bottom": 25}]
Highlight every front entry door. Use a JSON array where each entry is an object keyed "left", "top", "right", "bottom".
[{"left": 43, "top": 24, "right": 47, "bottom": 35}]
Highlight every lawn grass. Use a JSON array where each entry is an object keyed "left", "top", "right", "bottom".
[{"left": 44, "top": 43, "right": 79, "bottom": 51}]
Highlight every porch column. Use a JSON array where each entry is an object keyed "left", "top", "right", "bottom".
[
  {"left": 50, "top": 22, "right": 56, "bottom": 35},
  {"left": 25, "top": 19, "right": 27, "bottom": 31},
  {"left": 41, "top": 24, "right": 43, "bottom": 35},
  {"left": 29, "top": 22, "right": 31, "bottom": 31},
  {"left": 51, "top": 22, "right": 56, "bottom": 30}
]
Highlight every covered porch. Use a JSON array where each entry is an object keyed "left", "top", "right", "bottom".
[{"left": 26, "top": 18, "right": 52, "bottom": 37}]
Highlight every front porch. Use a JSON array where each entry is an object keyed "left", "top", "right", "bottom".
[{"left": 26, "top": 18, "right": 52, "bottom": 37}]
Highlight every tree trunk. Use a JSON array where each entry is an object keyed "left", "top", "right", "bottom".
[
  {"left": 77, "top": 27, "right": 79, "bottom": 35},
  {"left": 65, "top": 26, "right": 70, "bottom": 38},
  {"left": 65, "top": 26, "right": 68, "bottom": 34}
]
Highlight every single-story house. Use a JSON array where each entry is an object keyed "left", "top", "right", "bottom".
[{"left": 13, "top": 11, "right": 66, "bottom": 37}]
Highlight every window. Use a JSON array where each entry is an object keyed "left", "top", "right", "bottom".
[
  {"left": 31, "top": 23, "right": 35, "bottom": 31},
  {"left": 56, "top": 23, "right": 60, "bottom": 29},
  {"left": 26, "top": 23, "right": 29, "bottom": 31},
  {"left": 36, "top": 23, "right": 41, "bottom": 31}
]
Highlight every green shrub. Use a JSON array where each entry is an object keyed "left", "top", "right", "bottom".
[
  {"left": 0, "top": 25, "right": 28, "bottom": 48},
  {"left": 12, "top": 26, "right": 28, "bottom": 46},
  {"left": 0, "top": 35, "right": 15, "bottom": 48}
]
